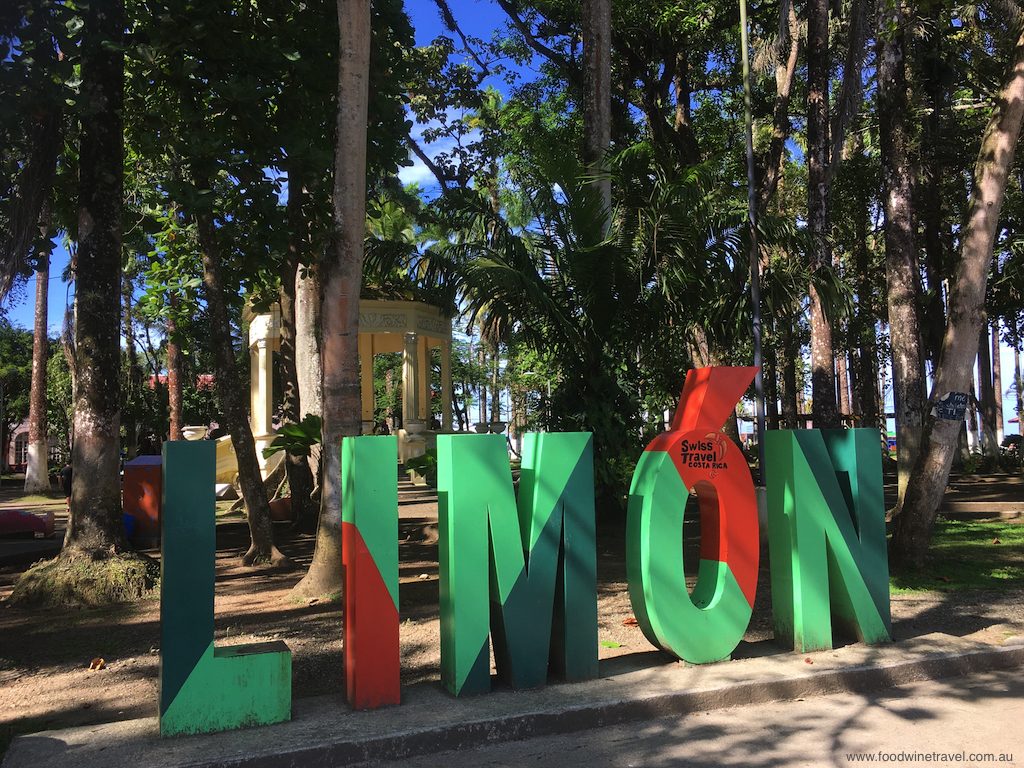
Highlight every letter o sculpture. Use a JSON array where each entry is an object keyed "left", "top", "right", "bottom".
[{"left": 627, "top": 368, "right": 760, "bottom": 664}]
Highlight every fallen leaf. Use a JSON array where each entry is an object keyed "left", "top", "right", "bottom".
[
  {"left": 804, "top": 658, "right": 813, "bottom": 664},
  {"left": 992, "top": 538, "right": 1001, "bottom": 545},
  {"left": 418, "top": 573, "right": 429, "bottom": 580},
  {"left": 600, "top": 640, "right": 622, "bottom": 649},
  {"left": 89, "top": 658, "right": 105, "bottom": 671},
  {"left": 623, "top": 617, "right": 639, "bottom": 627}
]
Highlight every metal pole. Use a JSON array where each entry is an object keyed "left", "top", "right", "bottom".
[{"left": 740, "top": 0, "right": 767, "bottom": 482}]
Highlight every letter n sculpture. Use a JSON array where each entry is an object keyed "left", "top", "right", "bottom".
[
  {"left": 766, "top": 428, "right": 891, "bottom": 652},
  {"left": 159, "top": 441, "right": 291, "bottom": 736}
]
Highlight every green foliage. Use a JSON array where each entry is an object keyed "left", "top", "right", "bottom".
[
  {"left": 0, "top": 320, "right": 32, "bottom": 443},
  {"left": 959, "top": 449, "right": 1022, "bottom": 475},
  {"left": 372, "top": 352, "right": 403, "bottom": 426},
  {"left": 428, "top": 146, "right": 802, "bottom": 512},
  {"left": 0, "top": 0, "right": 77, "bottom": 295},
  {"left": 45, "top": 344, "right": 73, "bottom": 459},
  {"left": 262, "top": 414, "right": 322, "bottom": 459},
  {"left": 405, "top": 448, "right": 437, "bottom": 475}
]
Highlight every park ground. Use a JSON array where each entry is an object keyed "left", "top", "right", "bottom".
[
  {"left": 0, "top": 473, "right": 1022, "bottom": 759},
  {"left": 357, "top": 670, "right": 1023, "bottom": 767}
]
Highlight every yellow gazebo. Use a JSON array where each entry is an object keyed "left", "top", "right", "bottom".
[{"left": 247, "top": 298, "right": 453, "bottom": 467}]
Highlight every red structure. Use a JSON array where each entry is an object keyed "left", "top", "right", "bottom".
[
  {"left": 123, "top": 455, "right": 163, "bottom": 547},
  {"left": 0, "top": 508, "right": 54, "bottom": 538}
]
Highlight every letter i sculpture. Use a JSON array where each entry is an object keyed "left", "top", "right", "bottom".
[{"left": 342, "top": 435, "right": 401, "bottom": 708}]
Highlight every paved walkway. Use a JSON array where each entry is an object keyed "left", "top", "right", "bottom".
[
  {"left": 3, "top": 633, "right": 1021, "bottom": 768},
  {"left": 366, "top": 669, "right": 1022, "bottom": 768}
]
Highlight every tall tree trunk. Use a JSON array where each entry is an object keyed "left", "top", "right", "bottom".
[
  {"left": 581, "top": 0, "right": 611, "bottom": 213},
  {"left": 478, "top": 341, "right": 487, "bottom": 424},
  {"left": 826, "top": 0, "right": 870, "bottom": 183},
  {"left": 166, "top": 304, "right": 184, "bottom": 441},
  {"left": 837, "top": 350, "right": 851, "bottom": 419},
  {"left": 765, "top": 340, "right": 781, "bottom": 430},
  {"left": 24, "top": 232, "right": 51, "bottom": 494},
  {"left": 489, "top": 344, "right": 500, "bottom": 423},
  {"left": 121, "top": 272, "right": 141, "bottom": 459},
  {"left": 856, "top": 334, "right": 880, "bottom": 432},
  {"left": 918, "top": 16, "right": 951, "bottom": 367},
  {"left": 455, "top": 380, "right": 468, "bottom": 431},
  {"left": 292, "top": 0, "right": 370, "bottom": 597},
  {"left": 781, "top": 322, "right": 798, "bottom": 429},
  {"left": 1013, "top": 332, "right": 1023, "bottom": 430},
  {"left": 671, "top": 52, "right": 701, "bottom": 165},
  {"left": 279, "top": 167, "right": 316, "bottom": 532},
  {"left": 891, "top": 28, "right": 1024, "bottom": 568},
  {"left": 854, "top": 199, "right": 880, "bottom": 432},
  {"left": 195, "top": 213, "right": 288, "bottom": 567},
  {"left": 978, "top": 322, "right": 999, "bottom": 455},
  {"left": 806, "top": 0, "right": 838, "bottom": 428},
  {"left": 992, "top": 319, "right": 1004, "bottom": 444},
  {"left": 967, "top": 378, "right": 980, "bottom": 453},
  {"left": 759, "top": 0, "right": 799, "bottom": 207},
  {"left": 878, "top": 343, "right": 889, "bottom": 429},
  {"left": 879, "top": 4, "right": 927, "bottom": 511},
  {"left": 65, "top": 0, "right": 125, "bottom": 555},
  {"left": 295, "top": 259, "right": 322, "bottom": 490}
]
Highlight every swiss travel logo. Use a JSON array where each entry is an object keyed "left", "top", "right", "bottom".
[{"left": 678, "top": 432, "right": 729, "bottom": 471}]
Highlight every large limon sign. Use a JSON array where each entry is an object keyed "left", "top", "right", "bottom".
[{"left": 157, "top": 367, "right": 892, "bottom": 737}]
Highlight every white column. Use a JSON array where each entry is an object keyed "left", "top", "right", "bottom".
[
  {"left": 402, "top": 331, "right": 421, "bottom": 428},
  {"left": 359, "top": 333, "right": 374, "bottom": 434},
  {"left": 250, "top": 339, "right": 274, "bottom": 438},
  {"left": 249, "top": 338, "right": 275, "bottom": 475},
  {"left": 440, "top": 340, "right": 453, "bottom": 431},
  {"left": 418, "top": 335, "right": 430, "bottom": 423}
]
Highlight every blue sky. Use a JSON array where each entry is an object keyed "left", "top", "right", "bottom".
[
  {"left": 409, "top": 0, "right": 504, "bottom": 46},
  {"left": 4, "top": 242, "right": 72, "bottom": 337}
]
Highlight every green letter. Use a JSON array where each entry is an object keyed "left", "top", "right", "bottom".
[
  {"left": 438, "top": 432, "right": 597, "bottom": 696},
  {"left": 159, "top": 441, "right": 291, "bottom": 736},
  {"left": 342, "top": 435, "right": 400, "bottom": 709},
  {"left": 766, "top": 428, "right": 891, "bottom": 652}
]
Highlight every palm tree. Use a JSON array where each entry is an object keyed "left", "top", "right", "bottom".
[{"left": 440, "top": 148, "right": 805, "bottom": 511}]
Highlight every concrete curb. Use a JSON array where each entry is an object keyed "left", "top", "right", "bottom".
[{"left": 4, "top": 633, "right": 1023, "bottom": 768}]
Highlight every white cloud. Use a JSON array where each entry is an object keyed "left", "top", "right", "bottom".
[{"left": 398, "top": 159, "right": 440, "bottom": 188}]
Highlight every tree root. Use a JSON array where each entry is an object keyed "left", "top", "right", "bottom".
[
  {"left": 9, "top": 550, "right": 159, "bottom": 607},
  {"left": 288, "top": 569, "right": 343, "bottom": 601},
  {"left": 241, "top": 544, "right": 294, "bottom": 570}
]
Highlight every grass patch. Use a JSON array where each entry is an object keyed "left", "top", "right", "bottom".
[
  {"left": 5, "top": 493, "right": 65, "bottom": 505},
  {"left": 8, "top": 552, "right": 160, "bottom": 607},
  {"left": 890, "top": 520, "right": 1024, "bottom": 593}
]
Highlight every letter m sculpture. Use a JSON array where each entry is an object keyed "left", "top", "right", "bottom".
[{"left": 438, "top": 432, "right": 597, "bottom": 696}]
